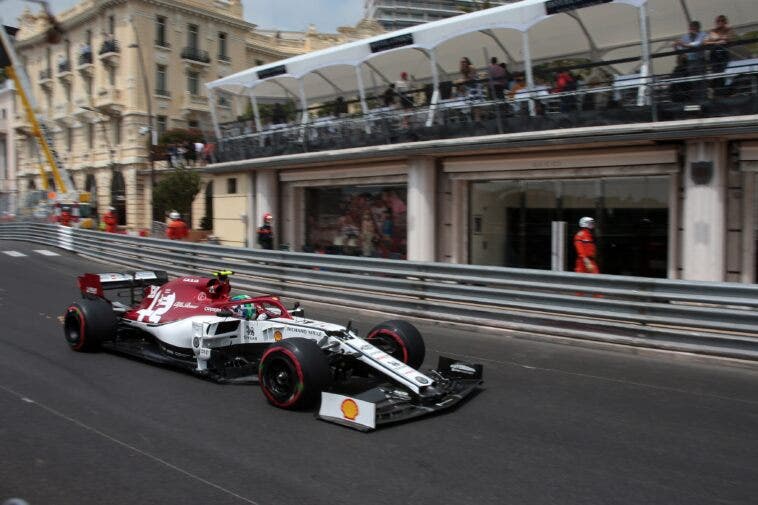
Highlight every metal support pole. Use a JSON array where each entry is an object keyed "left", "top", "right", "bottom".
[
  {"left": 638, "top": 3, "right": 653, "bottom": 107},
  {"left": 522, "top": 30, "right": 536, "bottom": 117},
  {"left": 248, "top": 90, "right": 264, "bottom": 146},
  {"left": 355, "top": 66, "right": 371, "bottom": 133},
  {"left": 425, "top": 49, "right": 441, "bottom": 127}
]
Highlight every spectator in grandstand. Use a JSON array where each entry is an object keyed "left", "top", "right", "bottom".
[
  {"left": 383, "top": 83, "right": 397, "bottom": 108},
  {"left": 705, "top": 14, "right": 735, "bottom": 70},
  {"left": 457, "top": 57, "right": 476, "bottom": 93},
  {"left": 396, "top": 72, "right": 413, "bottom": 109},
  {"left": 488, "top": 57, "right": 509, "bottom": 100},
  {"left": 705, "top": 14, "right": 735, "bottom": 95},
  {"left": 674, "top": 21, "right": 707, "bottom": 75},
  {"left": 585, "top": 66, "right": 611, "bottom": 110},
  {"left": 552, "top": 70, "right": 578, "bottom": 112}
]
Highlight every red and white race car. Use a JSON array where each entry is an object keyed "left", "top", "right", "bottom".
[{"left": 63, "top": 270, "right": 483, "bottom": 430}]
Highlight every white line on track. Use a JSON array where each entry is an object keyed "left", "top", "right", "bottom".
[
  {"left": 0, "top": 384, "right": 262, "bottom": 505},
  {"left": 2, "top": 251, "right": 26, "bottom": 257},
  {"left": 33, "top": 249, "right": 59, "bottom": 256}
]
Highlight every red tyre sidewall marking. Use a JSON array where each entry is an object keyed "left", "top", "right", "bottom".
[
  {"left": 259, "top": 346, "right": 304, "bottom": 408},
  {"left": 367, "top": 328, "right": 408, "bottom": 364},
  {"left": 67, "top": 306, "right": 86, "bottom": 351}
]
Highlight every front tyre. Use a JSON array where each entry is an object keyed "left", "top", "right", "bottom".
[
  {"left": 258, "top": 337, "right": 331, "bottom": 409},
  {"left": 366, "top": 319, "right": 425, "bottom": 369},
  {"left": 63, "top": 298, "right": 117, "bottom": 352}
]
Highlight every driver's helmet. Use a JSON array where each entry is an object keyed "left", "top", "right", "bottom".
[
  {"left": 169, "top": 211, "right": 180, "bottom": 220},
  {"left": 230, "top": 294, "right": 255, "bottom": 320}
]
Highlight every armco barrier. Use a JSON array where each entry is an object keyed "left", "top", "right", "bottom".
[{"left": 2, "top": 223, "right": 757, "bottom": 361}]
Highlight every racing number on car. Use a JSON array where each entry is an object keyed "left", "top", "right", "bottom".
[{"left": 136, "top": 291, "right": 176, "bottom": 323}]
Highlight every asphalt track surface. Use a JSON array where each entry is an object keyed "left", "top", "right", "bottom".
[{"left": 1, "top": 240, "right": 757, "bottom": 505}]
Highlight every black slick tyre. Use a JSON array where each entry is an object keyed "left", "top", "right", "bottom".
[
  {"left": 258, "top": 337, "right": 331, "bottom": 409},
  {"left": 64, "top": 298, "right": 117, "bottom": 352},
  {"left": 366, "top": 319, "right": 425, "bottom": 369}
]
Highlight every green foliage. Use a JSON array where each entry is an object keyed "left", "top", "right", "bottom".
[{"left": 152, "top": 166, "right": 200, "bottom": 219}]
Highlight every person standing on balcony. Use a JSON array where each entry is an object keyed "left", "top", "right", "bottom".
[
  {"left": 166, "top": 211, "right": 188, "bottom": 240},
  {"left": 257, "top": 212, "right": 274, "bottom": 250},
  {"left": 674, "top": 21, "right": 706, "bottom": 75},
  {"left": 574, "top": 217, "right": 599, "bottom": 274},
  {"left": 705, "top": 15, "right": 735, "bottom": 95}
]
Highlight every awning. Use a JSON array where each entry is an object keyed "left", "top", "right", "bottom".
[{"left": 209, "top": 0, "right": 758, "bottom": 102}]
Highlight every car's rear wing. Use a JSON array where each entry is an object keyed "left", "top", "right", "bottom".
[{"left": 78, "top": 271, "right": 169, "bottom": 298}]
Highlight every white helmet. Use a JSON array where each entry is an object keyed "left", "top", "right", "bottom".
[
  {"left": 169, "top": 211, "right": 180, "bottom": 220},
  {"left": 579, "top": 217, "right": 595, "bottom": 229}
]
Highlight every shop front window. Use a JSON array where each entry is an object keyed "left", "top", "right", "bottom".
[
  {"left": 305, "top": 186, "right": 407, "bottom": 259},
  {"left": 470, "top": 176, "right": 669, "bottom": 277}
]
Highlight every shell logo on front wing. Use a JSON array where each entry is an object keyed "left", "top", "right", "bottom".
[
  {"left": 341, "top": 399, "right": 359, "bottom": 420},
  {"left": 274, "top": 330, "right": 283, "bottom": 341}
]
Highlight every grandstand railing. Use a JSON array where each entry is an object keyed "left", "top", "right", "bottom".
[{"left": 215, "top": 52, "right": 758, "bottom": 163}]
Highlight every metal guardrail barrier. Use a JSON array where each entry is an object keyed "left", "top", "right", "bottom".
[{"left": 2, "top": 223, "right": 757, "bottom": 361}]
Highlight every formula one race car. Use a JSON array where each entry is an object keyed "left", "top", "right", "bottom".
[{"left": 63, "top": 270, "right": 483, "bottom": 430}]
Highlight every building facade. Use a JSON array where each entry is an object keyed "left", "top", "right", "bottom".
[
  {"left": 12, "top": 0, "right": 381, "bottom": 231},
  {"left": 0, "top": 80, "right": 17, "bottom": 218},
  {"left": 364, "top": 0, "right": 507, "bottom": 30}
]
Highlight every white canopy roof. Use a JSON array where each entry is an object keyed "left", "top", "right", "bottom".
[{"left": 209, "top": 0, "right": 758, "bottom": 102}]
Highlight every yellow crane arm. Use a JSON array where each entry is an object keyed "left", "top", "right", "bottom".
[{"left": 6, "top": 65, "right": 67, "bottom": 194}]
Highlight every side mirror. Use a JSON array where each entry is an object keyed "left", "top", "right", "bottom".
[{"left": 290, "top": 302, "right": 304, "bottom": 318}]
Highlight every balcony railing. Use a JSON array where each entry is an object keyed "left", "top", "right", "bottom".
[
  {"left": 99, "top": 39, "right": 120, "bottom": 55},
  {"left": 155, "top": 89, "right": 171, "bottom": 97},
  {"left": 218, "top": 54, "right": 231, "bottom": 63},
  {"left": 57, "top": 60, "right": 71, "bottom": 73},
  {"left": 215, "top": 62, "right": 758, "bottom": 164},
  {"left": 78, "top": 51, "right": 93, "bottom": 66},
  {"left": 39, "top": 69, "right": 52, "bottom": 81},
  {"left": 181, "top": 47, "right": 210, "bottom": 64}
]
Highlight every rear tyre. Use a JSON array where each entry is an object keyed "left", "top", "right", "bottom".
[
  {"left": 366, "top": 319, "right": 425, "bottom": 369},
  {"left": 258, "top": 337, "right": 331, "bottom": 409},
  {"left": 63, "top": 298, "right": 117, "bottom": 352}
]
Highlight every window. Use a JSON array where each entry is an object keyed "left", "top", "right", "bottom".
[
  {"left": 66, "top": 127, "right": 73, "bottom": 151},
  {"left": 85, "top": 29, "right": 92, "bottom": 46},
  {"left": 187, "top": 24, "right": 198, "bottom": 50},
  {"left": 87, "top": 123, "right": 94, "bottom": 149},
  {"left": 156, "top": 115, "right": 167, "bottom": 139},
  {"left": 227, "top": 178, "right": 237, "bottom": 194},
  {"left": 113, "top": 117, "right": 122, "bottom": 145},
  {"left": 188, "top": 120, "right": 198, "bottom": 128},
  {"left": 64, "top": 82, "right": 71, "bottom": 102},
  {"left": 218, "top": 32, "right": 228, "bottom": 60},
  {"left": 108, "top": 15, "right": 115, "bottom": 36},
  {"left": 108, "top": 66, "right": 116, "bottom": 86},
  {"left": 156, "top": 64, "right": 167, "bottom": 93},
  {"left": 187, "top": 71, "right": 199, "bottom": 95},
  {"left": 156, "top": 15, "right": 167, "bottom": 46},
  {"left": 84, "top": 75, "right": 92, "bottom": 96},
  {"left": 254, "top": 59, "right": 264, "bottom": 66}
]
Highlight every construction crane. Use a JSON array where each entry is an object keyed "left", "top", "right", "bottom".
[{"left": 0, "top": 2, "right": 94, "bottom": 227}]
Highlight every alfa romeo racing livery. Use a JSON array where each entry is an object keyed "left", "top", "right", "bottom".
[{"left": 63, "top": 270, "right": 483, "bottom": 430}]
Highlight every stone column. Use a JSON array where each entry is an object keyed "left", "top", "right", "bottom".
[
  {"left": 255, "top": 169, "right": 277, "bottom": 249},
  {"left": 407, "top": 157, "right": 436, "bottom": 262},
  {"left": 682, "top": 141, "right": 727, "bottom": 281}
]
